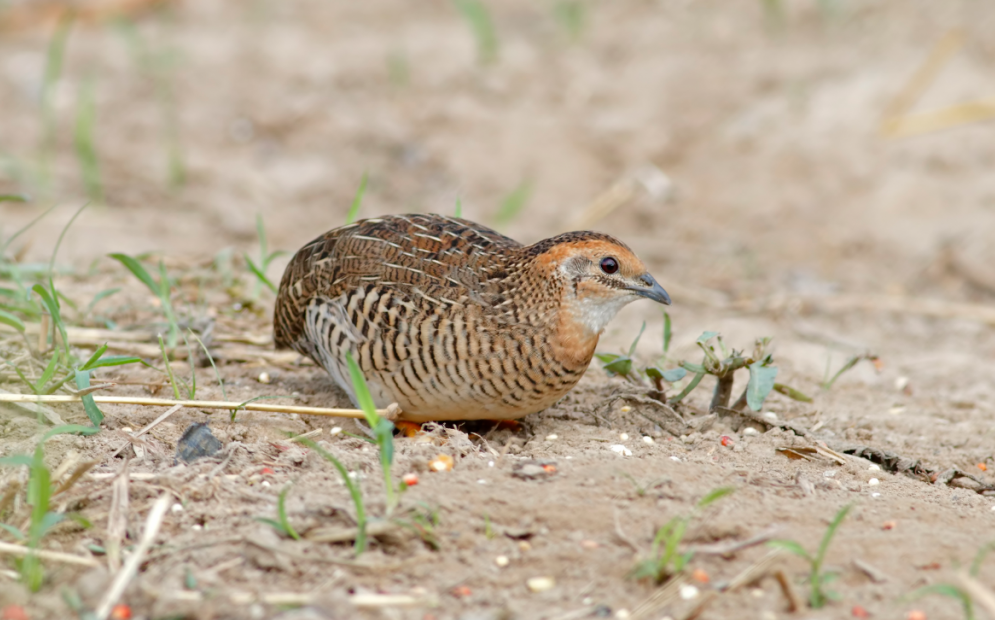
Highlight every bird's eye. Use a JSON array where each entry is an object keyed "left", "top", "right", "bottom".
[{"left": 600, "top": 257, "right": 619, "bottom": 275}]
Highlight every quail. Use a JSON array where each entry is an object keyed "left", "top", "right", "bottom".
[{"left": 274, "top": 214, "right": 670, "bottom": 422}]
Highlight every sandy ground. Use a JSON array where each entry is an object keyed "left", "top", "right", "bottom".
[{"left": 2, "top": 1, "right": 995, "bottom": 619}]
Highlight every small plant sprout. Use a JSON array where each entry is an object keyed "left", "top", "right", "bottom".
[
  {"left": 108, "top": 253, "right": 180, "bottom": 346},
  {"left": 595, "top": 321, "right": 647, "bottom": 380},
  {"left": 454, "top": 197, "right": 463, "bottom": 218},
  {"left": 629, "top": 487, "right": 735, "bottom": 583},
  {"left": 296, "top": 437, "right": 368, "bottom": 555},
  {"left": 345, "top": 352, "right": 401, "bottom": 514},
  {"left": 453, "top": 0, "right": 499, "bottom": 64},
  {"left": 256, "top": 484, "right": 301, "bottom": 541},
  {"left": 904, "top": 540, "right": 995, "bottom": 619},
  {"left": 0, "top": 425, "right": 100, "bottom": 591},
  {"left": 821, "top": 352, "right": 882, "bottom": 390},
  {"left": 769, "top": 504, "right": 853, "bottom": 609},
  {"left": 243, "top": 214, "right": 286, "bottom": 297},
  {"left": 345, "top": 173, "right": 369, "bottom": 224},
  {"left": 553, "top": 1, "right": 586, "bottom": 42}
]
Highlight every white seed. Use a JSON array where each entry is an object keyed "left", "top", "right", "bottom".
[
  {"left": 171, "top": 503, "right": 184, "bottom": 513},
  {"left": 743, "top": 427, "right": 760, "bottom": 436},
  {"left": 895, "top": 376, "right": 909, "bottom": 391},
  {"left": 642, "top": 436, "right": 655, "bottom": 445},
  {"left": 488, "top": 461, "right": 495, "bottom": 467},
  {"left": 670, "top": 456, "right": 681, "bottom": 462},
  {"left": 330, "top": 427, "right": 342, "bottom": 435},
  {"left": 495, "top": 555, "right": 510, "bottom": 567},
  {"left": 871, "top": 492, "right": 881, "bottom": 498},
  {"left": 619, "top": 433, "right": 629, "bottom": 441},
  {"left": 620, "top": 406, "right": 632, "bottom": 413},
  {"left": 868, "top": 464, "right": 881, "bottom": 471},
  {"left": 868, "top": 478, "right": 880, "bottom": 486},
  {"left": 526, "top": 576, "right": 555, "bottom": 592},
  {"left": 889, "top": 406, "right": 905, "bottom": 415},
  {"left": 823, "top": 470, "right": 837, "bottom": 478},
  {"left": 545, "top": 434, "right": 558, "bottom": 441},
  {"left": 680, "top": 584, "right": 700, "bottom": 600},
  {"left": 258, "top": 372, "right": 271, "bottom": 384},
  {"left": 261, "top": 480, "right": 271, "bottom": 488},
  {"left": 614, "top": 610, "right": 631, "bottom": 619},
  {"left": 610, "top": 444, "right": 632, "bottom": 456},
  {"left": 478, "top": 479, "right": 487, "bottom": 484},
  {"left": 763, "top": 411, "right": 778, "bottom": 421}
]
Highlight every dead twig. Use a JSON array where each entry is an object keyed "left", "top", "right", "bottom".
[
  {"left": 0, "top": 541, "right": 100, "bottom": 567},
  {"left": 0, "top": 393, "right": 391, "bottom": 420},
  {"left": 689, "top": 526, "right": 782, "bottom": 558},
  {"left": 96, "top": 495, "right": 170, "bottom": 620}
]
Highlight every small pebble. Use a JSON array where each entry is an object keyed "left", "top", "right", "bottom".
[
  {"left": 679, "top": 585, "right": 699, "bottom": 600},
  {"left": 519, "top": 541, "right": 532, "bottom": 551},
  {"left": 642, "top": 436, "right": 654, "bottom": 445},
  {"left": 546, "top": 434, "right": 558, "bottom": 441},
  {"left": 495, "top": 555, "right": 510, "bottom": 567},
  {"left": 610, "top": 445, "right": 632, "bottom": 457},
  {"left": 869, "top": 478, "right": 880, "bottom": 486},
  {"left": 619, "top": 433, "right": 629, "bottom": 441},
  {"left": 257, "top": 372, "right": 271, "bottom": 384},
  {"left": 526, "top": 576, "right": 555, "bottom": 592}
]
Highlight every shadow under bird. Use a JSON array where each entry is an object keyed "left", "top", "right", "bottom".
[{"left": 274, "top": 214, "right": 670, "bottom": 422}]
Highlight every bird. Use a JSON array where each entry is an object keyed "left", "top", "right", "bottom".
[{"left": 273, "top": 214, "right": 670, "bottom": 422}]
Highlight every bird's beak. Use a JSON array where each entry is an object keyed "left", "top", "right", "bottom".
[{"left": 628, "top": 273, "right": 671, "bottom": 305}]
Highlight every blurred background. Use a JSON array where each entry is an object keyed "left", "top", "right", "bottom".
[{"left": 1, "top": 0, "right": 994, "bottom": 348}]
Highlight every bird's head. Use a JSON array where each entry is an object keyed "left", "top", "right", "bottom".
[{"left": 527, "top": 231, "right": 670, "bottom": 336}]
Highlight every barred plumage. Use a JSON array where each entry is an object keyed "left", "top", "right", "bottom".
[{"left": 274, "top": 214, "right": 670, "bottom": 422}]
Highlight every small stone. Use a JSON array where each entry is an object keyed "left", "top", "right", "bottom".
[
  {"left": 526, "top": 576, "right": 554, "bottom": 592},
  {"left": 175, "top": 423, "right": 222, "bottom": 464},
  {"left": 495, "top": 555, "right": 510, "bottom": 567}
]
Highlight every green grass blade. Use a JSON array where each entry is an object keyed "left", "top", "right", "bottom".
[
  {"left": 190, "top": 332, "right": 226, "bottom": 400},
  {"left": 73, "top": 369, "right": 104, "bottom": 427},
  {"left": 454, "top": 197, "right": 462, "bottom": 218},
  {"left": 0, "top": 309, "right": 25, "bottom": 333},
  {"left": 277, "top": 485, "right": 301, "bottom": 541},
  {"left": 494, "top": 180, "right": 532, "bottom": 226},
  {"left": 297, "top": 437, "right": 367, "bottom": 556},
  {"left": 158, "top": 334, "right": 181, "bottom": 400},
  {"left": 697, "top": 486, "right": 735, "bottom": 508},
  {"left": 32, "top": 284, "right": 67, "bottom": 356},
  {"left": 662, "top": 311, "right": 672, "bottom": 355},
  {"left": 667, "top": 371, "right": 705, "bottom": 405},
  {"left": 345, "top": 173, "right": 368, "bottom": 224},
  {"left": 814, "top": 504, "right": 852, "bottom": 570},
  {"left": 453, "top": 0, "right": 498, "bottom": 64},
  {"left": 108, "top": 253, "right": 158, "bottom": 295},
  {"left": 244, "top": 254, "right": 278, "bottom": 294},
  {"left": 74, "top": 77, "right": 103, "bottom": 203}
]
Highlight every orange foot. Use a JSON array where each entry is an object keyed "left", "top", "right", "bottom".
[{"left": 395, "top": 420, "right": 423, "bottom": 437}]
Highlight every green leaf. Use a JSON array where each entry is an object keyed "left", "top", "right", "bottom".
[
  {"left": 74, "top": 369, "right": 104, "bottom": 427},
  {"left": 276, "top": 485, "right": 300, "bottom": 541},
  {"left": 83, "top": 355, "right": 143, "bottom": 370},
  {"left": 244, "top": 253, "right": 278, "bottom": 294},
  {"left": 345, "top": 173, "right": 368, "bottom": 224},
  {"left": 697, "top": 486, "right": 734, "bottom": 508},
  {"left": 746, "top": 362, "right": 779, "bottom": 411},
  {"left": 80, "top": 344, "right": 109, "bottom": 371},
  {"left": 767, "top": 539, "right": 811, "bottom": 561},
  {"left": 660, "top": 367, "right": 687, "bottom": 382},
  {"left": 681, "top": 361, "right": 705, "bottom": 374},
  {"left": 454, "top": 197, "right": 463, "bottom": 218},
  {"left": 108, "top": 253, "right": 158, "bottom": 296},
  {"left": 602, "top": 356, "right": 633, "bottom": 377},
  {"left": 773, "top": 382, "right": 813, "bottom": 403},
  {"left": 667, "top": 371, "right": 705, "bottom": 405},
  {"left": 32, "top": 283, "right": 67, "bottom": 354},
  {"left": 37, "top": 511, "right": 65, "bottom": 538},
  {"left": 0, "top": 309, "right": 25, "bottom": 333},
  {"left": 627, "top": 322, "right": 646, "bottom": 357},
  {"left": 696, "top": 331, "right": 719, "bottom": 344},
  {"left": 0, "top": 523, "right": 25, "bottom": 540},
  {"left": 253, "top": 517, "right": 288, "bottom": 536},
  {"left": 0, "top": 194, "right": 29, "bottom": 202}
]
